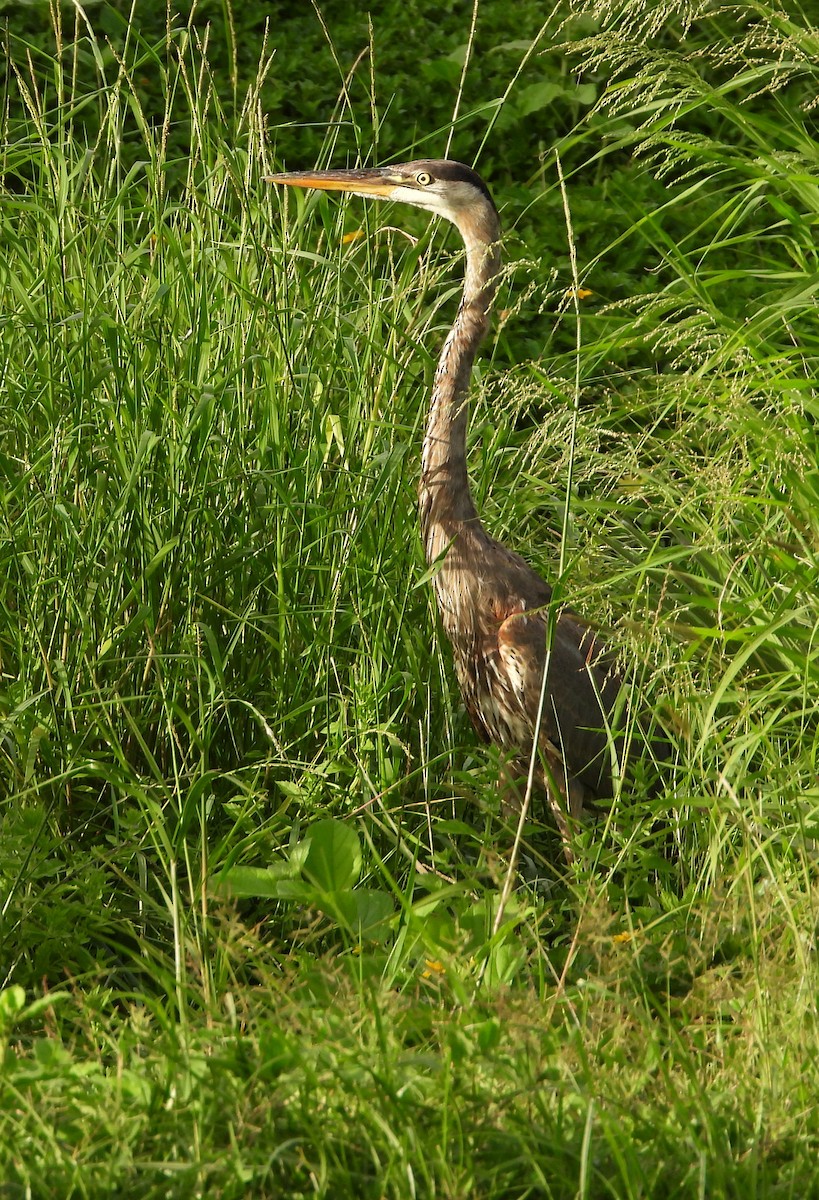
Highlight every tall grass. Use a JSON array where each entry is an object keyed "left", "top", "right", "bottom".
[{"left": 2, "top": 3, "right": 819, "bottom": 1194}]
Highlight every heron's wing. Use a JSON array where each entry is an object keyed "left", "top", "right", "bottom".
[{"left": 496, "top": 609, "right": 623, "bottom": 797}]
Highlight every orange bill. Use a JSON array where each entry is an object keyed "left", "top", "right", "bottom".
[{"left": 265, "top": 168, "right": 400, "bottom": 197}]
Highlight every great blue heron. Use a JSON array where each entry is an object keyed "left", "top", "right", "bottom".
[{"left": 269, "top": 159, "right": 628, "bottom": 857}]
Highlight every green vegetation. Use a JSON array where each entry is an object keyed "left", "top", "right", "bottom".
[{"left": 2, "top": 1, "right": 819, "bottom": 1194}]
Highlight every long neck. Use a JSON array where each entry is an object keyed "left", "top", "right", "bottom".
[{"left": 419, "top": 211, "right": 501, "bottom": 561}]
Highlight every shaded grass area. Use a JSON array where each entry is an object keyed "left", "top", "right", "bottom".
[
  {"left": 2, "top": 1, "right": 819, "bottom": 1194},
  {"left": 4, "top": 899, "right": 819, "bottom": 1197}
]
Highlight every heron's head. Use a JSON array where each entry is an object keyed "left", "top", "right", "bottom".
[{"left": 267, "top": 159, "right": 500, "bottom": 250}]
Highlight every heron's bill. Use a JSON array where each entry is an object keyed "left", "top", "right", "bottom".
[{"left": 265, "top": 168, "right": 398, "bottom": 197}]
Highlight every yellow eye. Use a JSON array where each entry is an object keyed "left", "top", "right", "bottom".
[{"left": 415, "top": 171, "right": 433, "bottom": 186}]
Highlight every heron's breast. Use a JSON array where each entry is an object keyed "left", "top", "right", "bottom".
[
  {"left": 444, "top": 608, "right": 533, "bottom": 750},
  {"left": 453, "top": 647, "right": 532, "bottom": 749}
]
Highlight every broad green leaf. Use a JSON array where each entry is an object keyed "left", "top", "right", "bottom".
[
  {"left": 213, "top": 862, "right": 296, "bottom": 899},
  {"left": 302, "top": 819, "right": 361, "bottom": 892},
  {"left": 317, "top": 888, "right": 394, "bottom": 940}
]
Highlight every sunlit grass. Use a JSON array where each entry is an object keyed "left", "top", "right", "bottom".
[{"left": 2, "top": 2, "right": 819, "bottom": 1194}]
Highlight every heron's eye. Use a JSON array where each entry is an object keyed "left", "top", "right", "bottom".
[{"left": 415, "top": 171, "right": 433, "bottom": 186}]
